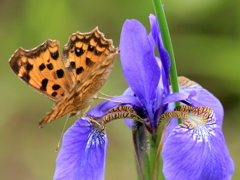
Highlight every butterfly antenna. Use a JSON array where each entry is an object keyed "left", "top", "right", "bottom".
[
  {"left": 98, "top": 91, "right": 115, "bottom": 98},
  {"left": 94, "top": 96, "right": 123, "bottom": 103},
  {"left": 55, "top": 116, "right": 70, "bottom": 152}
]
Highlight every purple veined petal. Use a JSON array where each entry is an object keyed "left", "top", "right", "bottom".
[
  {"left": 162, "top": 91, "right": 196, "bottom": 106},
  {"left": 162, "top": 122, "right": 234, "bottom": 180},
  {"left": 149, "top": 14, "right": 160, "bottom": 48},
  {"left": 148, "top": 16, "right": 171, "bottom": 123},
  {"left": 178, "top": 76, "right": 224, "bottom": 126},
  {"left": 120, "top": 19, "right": 160, "bottom": 129},
  {"left": 87, "top": 95, "right": 141, "bottom": 118},
  {"left": 54, "top": 117, "right": 108, "bottom": 180},
  {"left": 153, "top": 56, "right": 171, "bottom": 128},
  {"left": 154, "top": 57, "right": 169, "bottom": 108},
  {"left": 121, "top": 88, "right": 152, "bottom": 130},
  {"left": 122, "top": 88, "right": 152, "bottom": 130},
  {"left": 122, "top": 87, "right": 135, "bottom": 128},
  {"left": 118, "top": 88, "right": 147, "bottom": 129},
  {"left": 149, "top": 14, "right": 171, "bottom": 77}
]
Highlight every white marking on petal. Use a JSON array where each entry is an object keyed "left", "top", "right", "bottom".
[
  {"left": 161, "top": 105, "right": 218, "bottom": 143},
  {"left": 86, "top": 126, "right": 106, "bottom": 149}
]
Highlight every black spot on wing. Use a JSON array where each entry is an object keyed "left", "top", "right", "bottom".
[
  {"left": 51, "top": 92, "right": 57, "bottom": 97},
  {"left": 47, "top": 63, "right": 53, "bottom": 70},
  {"left": 70, "top": 62, "right": 76, "bottom": 69},
  {"left": 95, "top": 50, "right": 102, "bottom": 56},
  {"left": 52, "top": 84, "right": 61, "bottom": 90},
  {"left": 26, "top": 62, "right": 33, "bottom": 71},
  {"left": 75, "top": 47, "right": 84, "bottom": 57},
  {"left": 50, "top": 51, "right": 59, "bottom": 60},
  {"left": 21, "top": 73, "right": 30, "bottom": 82},
  {"left": 39, "top": 63, "right": 46, "bottom": 71},
  {"left": 88, "top": 45, "right": 94, "bottom": 51},
  {"left": 86, "top": 58, "right": 95, "bottom": 67},
  {"left": 63, "top": 31, "right": 110, "bottom": 59},
  {"left": 76, "top": 67, "right": 84, "bottom": 75},
  {"left": 40, "top": 78, "right": 48, "bottom": 91},
  {"left": 56, "top": 69, "right": 64, "bottom": 78}
]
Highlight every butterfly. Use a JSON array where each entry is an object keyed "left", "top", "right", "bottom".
[{"left": 9, "top": 27, "right": 119, "bottom": 127}]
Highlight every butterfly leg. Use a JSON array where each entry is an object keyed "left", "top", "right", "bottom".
[
  {"left": 83, "top": 105, "right": 91, "bottom": 115},
  {"left": 84, "top": 116, "right": 105, "bottom": 131},
  {"left": 55, "top": 116, "right": 70, "bottom": 152}
]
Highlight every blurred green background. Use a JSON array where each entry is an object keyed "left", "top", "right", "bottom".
[{"left": 1, "top": 0, "right": 239, "bottom": 179}]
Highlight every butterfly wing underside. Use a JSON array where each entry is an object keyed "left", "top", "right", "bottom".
[
  {"left": 9, "top": 28, "right": 118, "bottom": 127},
  {"left": 9, "top": 40, "right": 73, "bottom": 102},
  {"left": 38, "top": 28, "right": 119, "bottom": 127}
]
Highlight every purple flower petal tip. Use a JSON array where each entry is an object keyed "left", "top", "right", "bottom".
[{"left": 54, "top": 117, "right": 108, "bottom": 180}]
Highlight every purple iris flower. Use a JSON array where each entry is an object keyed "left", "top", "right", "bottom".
[
  {"left": 118, "top": 14, "right": 191, "bottom": 133},
  {"left": 53, "top": 15, "right": 234, "bottom": 180},
  {"left": 162, "top": 77, "right": 234, "bottom": 179}
]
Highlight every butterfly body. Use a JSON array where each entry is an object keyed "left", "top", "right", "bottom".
[{"left": 9, "top": 28, "right": 118, "bottom": 127}]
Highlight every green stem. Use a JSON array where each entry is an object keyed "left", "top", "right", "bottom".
[
  {"left": 149, "top": 135, "right": 157, "bottom": 180},
  {"left": 132, "top": 121, "right": 151, "bottom": 180},
  {"left": 152, "top": 0, "right": 181, "bottom": 124}
]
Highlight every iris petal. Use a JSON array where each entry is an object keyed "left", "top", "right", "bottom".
[
  {"left": 54, "top": 118, "right": 108, "bottom": 180},
  {"left": 162, "top": 91, "right": 195, "bottom": 106},
  {"left": 162, "top": 114, "right": 234, "bottom": 180},
  {"left": 149, "top": 14, "right": 171, "bottom": 77},
  {"left": 120, "top": 19, "right": 160, "bottom": 128}
]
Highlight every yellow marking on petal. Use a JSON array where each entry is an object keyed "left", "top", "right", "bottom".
[
  {"left": 85, "top": 105, "right": 144, "bottom": 131},
  {"left": 178, "top": 76, "right": 198, "bottom": 88},
  {"left": 158, "top": 111, "right": 187, "bottom": 126},
  {"left": 175, "top": 105, "right": 213, "bottom": 124},
  {"left": 107, "top": 105, "right": 136, "bottom": 114},
  {"left": 102, "top": 105, "right": 144, "bottom": 124},
  {"left": 159, "top": 105, "right": 214, "bottom": 129}
]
